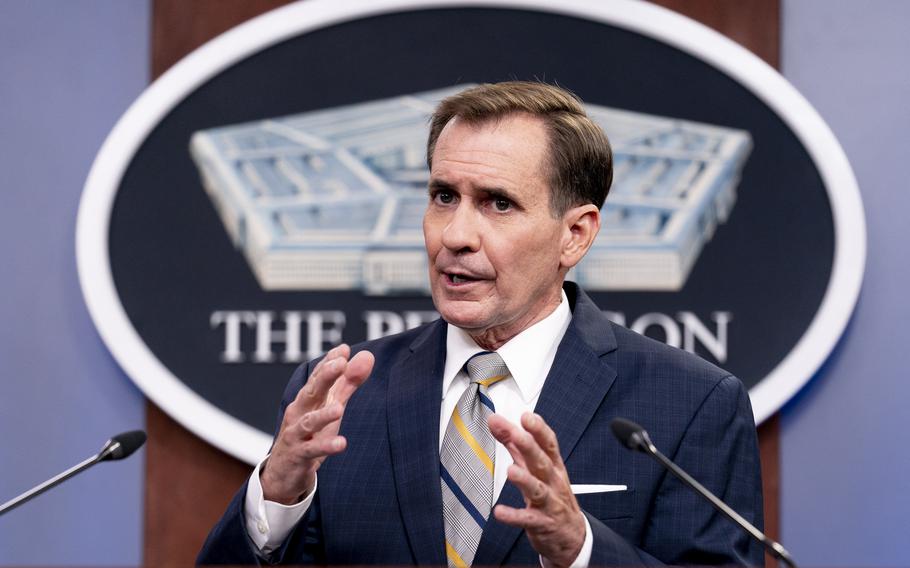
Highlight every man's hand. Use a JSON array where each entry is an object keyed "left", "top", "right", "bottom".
[
  {"left": 488, "top": 412, "right": 586, "bottom": 568},
  {"left": 260, "top": 344, "right": 374, "bottom": 505}
]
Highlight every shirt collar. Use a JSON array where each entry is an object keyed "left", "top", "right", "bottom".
[{"left": 442, "top": 289, "right": 572, "bottom": 403}]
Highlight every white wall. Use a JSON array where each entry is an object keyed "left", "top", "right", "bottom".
[
  {"left": 780, "top": 0, "right": 910, "bottom": 565},
  {"left": 0, "top": 1, "right": 149, "bottom": 564}
]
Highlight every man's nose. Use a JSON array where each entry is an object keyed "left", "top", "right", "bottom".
[{"left": 441, "top": 203, "right": 481, "bottom": 253}]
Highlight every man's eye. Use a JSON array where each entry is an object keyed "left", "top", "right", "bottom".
[
  {"left": 435, "top": 191, "right": 455, "bottom": 204},
  {"left": 494, "top": 198, "right": 511, "bottom": 211}
]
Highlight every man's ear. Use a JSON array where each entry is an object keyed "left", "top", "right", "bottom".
[{"left": 560, "top": 204, "right": 601, "bottom": 269}]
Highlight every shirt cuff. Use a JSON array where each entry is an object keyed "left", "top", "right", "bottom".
[
  {"left": 243, "top": 458, "right": 316, "bottom": 554},
  {"left": 539, "top": 513, "right": 593, "bottom": 568}
]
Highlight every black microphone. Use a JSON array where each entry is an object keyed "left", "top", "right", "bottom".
[
  {"left": 610, "top": 418, "right": 797, "bottom": 568},
  {"left": 98, "top": 430, "right": 147, "bottom": 461},
  {"left": 0, "top": 430, "right": 147, "bottom": 517}
]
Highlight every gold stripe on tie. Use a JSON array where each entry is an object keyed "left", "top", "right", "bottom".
[
  {"left": 477, "top": 374, "right": 508, "bottom": 387},
  {"left": 446, "top": 541, "right": 468, "bottom": 568},
  {"left": 451, "top": 411, "right": 494, "bottom": 474}
]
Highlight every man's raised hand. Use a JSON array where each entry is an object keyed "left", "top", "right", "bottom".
[
  {"left": 260, "top": 344, "right": 374, "bottom": 505},
  {"left": 488, "top": 412, "right": 587, "bottom": 568}
]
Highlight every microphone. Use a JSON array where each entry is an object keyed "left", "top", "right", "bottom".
[
  {"left": 98, "top": 430, "right": 147, "bottom": 461},
  {"left": 0, "top": 430, "right": 147, "bottom": 518},
  {"left": 610, "top": 418, "right": 797, "bottom": 568}
]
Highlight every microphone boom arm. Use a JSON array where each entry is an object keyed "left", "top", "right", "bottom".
[
  {"left": 0, "top": 430, "right": 146, "bottom": 518},
  {"left": 0, "top": 453, "right": 102, "bottom": 517},
  {"left": 613, "top": 419, "right": 797, "bottom": 568},
  {"left": 645, "top": 439, "right": 796, "bottom": 567}
]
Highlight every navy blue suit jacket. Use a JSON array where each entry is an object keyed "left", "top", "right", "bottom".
[{"left": 198, "top": 283, "right": 763, "bottom": 565}]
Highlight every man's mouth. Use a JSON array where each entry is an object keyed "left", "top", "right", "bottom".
[{"left": 446, "top": 272, "right": 482, "bottom": 285}]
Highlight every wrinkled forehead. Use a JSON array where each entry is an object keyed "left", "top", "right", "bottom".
[
  {"left": 432, "top": 114, "right": 550, "bottom": 175},
  {"left": 435, "top": 113, "right": 553, "bottom": 170}
]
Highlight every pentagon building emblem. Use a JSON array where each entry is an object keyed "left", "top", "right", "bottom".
[
  {"left": 79, "top": 1, "right": 864, "bottom": 462},
  {"left": 189, "top": 85, "right": 752, "bottom": 294}
]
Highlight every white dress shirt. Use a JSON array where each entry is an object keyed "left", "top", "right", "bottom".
[{"left": 244, "top": 290, "right": 592, "bottom": 566}]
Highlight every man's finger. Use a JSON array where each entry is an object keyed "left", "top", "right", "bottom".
[
  {"left": 291, "top": 402, "right": 344, "bottom": 438},
  {"left": 506, "top": 463, "right": 551, "bottom": 509},
  {"left": 308, "top": 344, "right": 349, "bottom": 379},
  {"left": 296, "top": 345, "right": 352, "bottom": 411},
  {"left": 505, "top": 440, "right": 528, "bottom": 469},
  {"left": 521, "top": 412, "right": 564, "bottom": 471},
  {"left": 488, "top": 413, "right": 523, "bottom": 445},
  {"left": 328, "top": 350, "right": 375, "bottom": 405},
  {"left": 489, "top": 414, "right": 530, "bottom": 468},
  {"left": 295, "top": 360, "right": 340, "bottom": 411},
  {"left": 299, "top": 435, "right": 347, "bottom": 460},
  {"left": 505, "top": 418, "right": 555, "bottom": 483},
  {"left": 492, "top": 503, "right": 550, "bottom": 530}
]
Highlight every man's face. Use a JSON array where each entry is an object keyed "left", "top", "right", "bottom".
[{"left": 423, "top": 113, "right": 571, "bottom": 345}]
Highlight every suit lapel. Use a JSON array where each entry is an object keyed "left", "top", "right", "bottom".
[
  {"left": 387, "top": 320, "right": 447, "bottom": 566},
  {"left": 474, "top": 285, "right": 619, "bottom": 566}
]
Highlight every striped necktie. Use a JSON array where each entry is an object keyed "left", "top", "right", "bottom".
[{"left": 440, "top": 351, "right": 510, "bottom": 568}]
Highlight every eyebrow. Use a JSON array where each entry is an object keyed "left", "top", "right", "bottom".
[
  {"left": 428, "top": 178, "right": 520, "bottom": 203},
  {"left": 428, "top": 179, "right": 455, "bottom": 193},
  {"left": 479, "top": 187, "right": 519, "bottom": 201}
]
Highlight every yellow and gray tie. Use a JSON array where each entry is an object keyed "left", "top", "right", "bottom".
[{"left": 440, "top": 351, "right": 510, "bottom": 568}]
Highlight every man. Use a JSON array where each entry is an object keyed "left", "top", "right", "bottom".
[{"left": 198, "top": 82, "right": 763, "bottom": 566}]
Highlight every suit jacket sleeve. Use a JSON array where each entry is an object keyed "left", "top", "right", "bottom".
[
  {"left": 197, "top": 361, "right": 328, "bottom": 566},
  {"left": 588, "top": 375, "right": 764, "bottom": 566}
]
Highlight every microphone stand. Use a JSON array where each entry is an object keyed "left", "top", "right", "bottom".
[
  {"left": 0, "top": 433, "right": 141, "bottom": 518},
  {"left": 635, "top": 430, "right": 797, "bottom": 568},
  {"left": 0, "top": 453, "right": 103, "bottom": 517}
]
